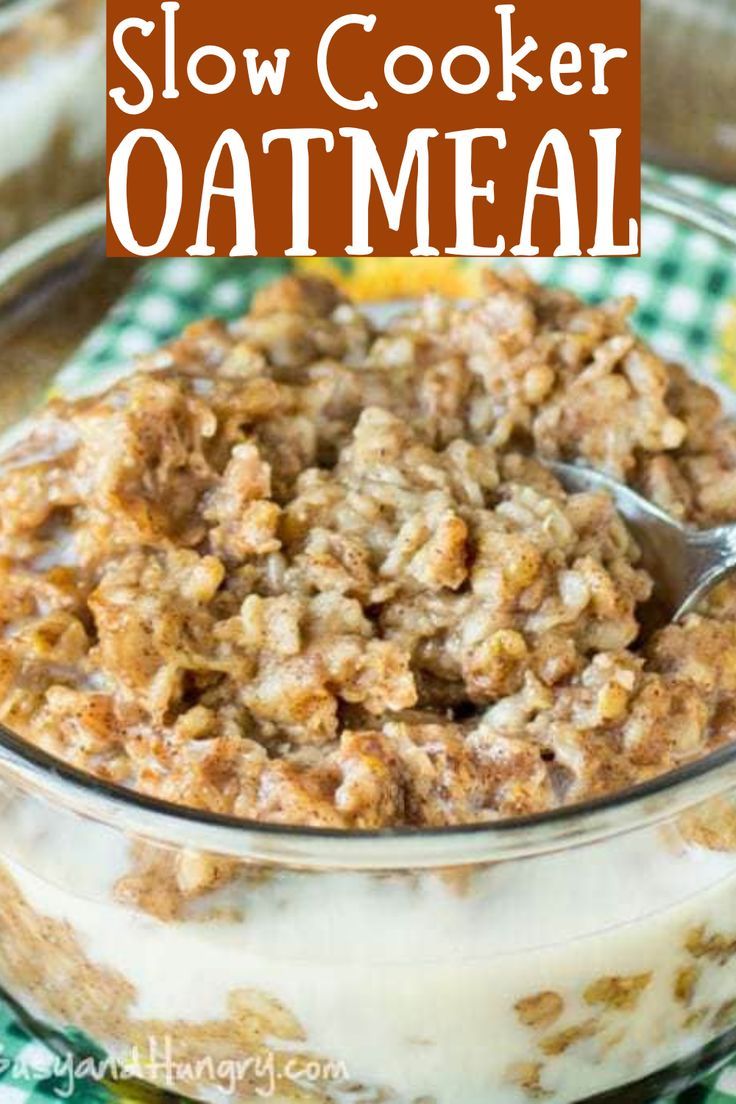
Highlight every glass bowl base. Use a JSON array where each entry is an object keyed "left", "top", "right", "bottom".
[
  {"left": 579, "top": 1026, "right": 736, "bottom": 1103},
  {"left": 3, "top": 982, "right": 735, "bottom": 1104}
]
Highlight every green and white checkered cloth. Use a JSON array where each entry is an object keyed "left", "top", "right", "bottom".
[
  {"left": 54, "top": 173, "right": 736, "bottom": 403},
  {"left": 0, "top": 1004, "right": 118, "bottom": 1104},
  {"left": 4, "top": 166, "right": 736, "bottom": 1103}
]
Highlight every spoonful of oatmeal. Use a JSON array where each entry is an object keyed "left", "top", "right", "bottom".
[{"left": 548, "top": 461, "right": 736, "bottom": 628}]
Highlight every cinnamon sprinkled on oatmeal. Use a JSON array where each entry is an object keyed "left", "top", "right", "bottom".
[{"left": 0, "top": 271, "right": 735, "bottom": 827}]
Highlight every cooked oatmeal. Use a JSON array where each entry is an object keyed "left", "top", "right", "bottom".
[{"left": 0, "top": 270, "right": 735, "bottom": 827}]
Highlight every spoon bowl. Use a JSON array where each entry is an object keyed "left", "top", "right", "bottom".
[{"left": 548, "top": 460, "right": 736, "bottom": 629}]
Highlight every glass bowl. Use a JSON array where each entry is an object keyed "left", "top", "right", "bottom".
[
  {"left": 0, "top": 0, "right": 105, "bottom": 247},
  {"left": 643, "top": 0, "right": 736, "bottom": 181},
  {"left": 0, "top": 180, "right": 735, "bottom": 1104}
]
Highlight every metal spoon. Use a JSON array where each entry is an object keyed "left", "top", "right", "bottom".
[{"left": 547, "top": 461, "right": 736, "bottom": 627}]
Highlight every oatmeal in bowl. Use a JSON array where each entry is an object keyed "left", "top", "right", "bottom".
[
  {"left": 0, "top": 233, "right": 734, "bottom": 1103},
  {"left": 2, "top": 270, "right": 735, "bottom": 824}
]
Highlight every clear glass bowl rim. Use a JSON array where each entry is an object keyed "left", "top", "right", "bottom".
[{"left": 1, "top": 174, "right": 736, "bottom": 869}]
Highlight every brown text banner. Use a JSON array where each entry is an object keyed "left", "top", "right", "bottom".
[{"left": 106, "top": 0, "right": 641, "bottom": 257}]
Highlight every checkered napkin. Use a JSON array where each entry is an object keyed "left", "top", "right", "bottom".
[
  {"left": 54, "top": 175, "right": 736, "bottom": 401},
  {"left": 3, "top": 167, "right": 736, "bottom": 1104}
]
